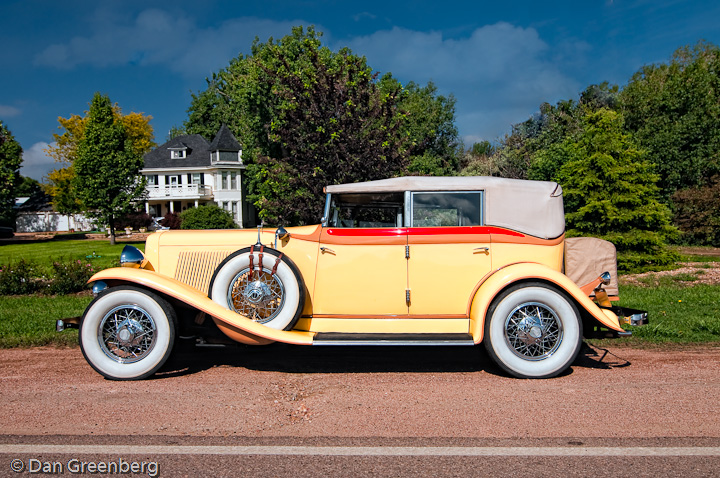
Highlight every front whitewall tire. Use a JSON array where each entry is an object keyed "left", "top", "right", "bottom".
[
  {"left": 484, "top": 283, "right": 582, "bottom": 379},
  {"left": 79, "top": 286, "right": 176, "bottom": 380}
]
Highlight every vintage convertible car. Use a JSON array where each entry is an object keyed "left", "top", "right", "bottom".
[{"left": 57, "top": 176, "right": 647, "bottom": 380}]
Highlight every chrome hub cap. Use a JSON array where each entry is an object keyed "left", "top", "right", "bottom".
[
  {"left": 504, "top": 302, "right": 563, "bottom": 360},
  {"left": 98, "top": 305, "right": 156, "bottom": 363},
  {"left": 228, "top": 267, "right": 285, "bottom": 324},
  {"left": 244, "top": 280, "right": 273, "bottom": 305}
]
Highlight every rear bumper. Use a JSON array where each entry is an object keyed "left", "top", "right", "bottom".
[{"left": 609, "top": 306, "right": 649, "bottom": 327}]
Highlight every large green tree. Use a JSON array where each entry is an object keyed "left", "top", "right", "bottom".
[
  {"left": 45, "top": 105, "right": 154, "bottom": 216},
  {"left": 74, "top": 93, "right": 147, "bottom": 244},
  {"left": 556, "top": 109, "right": 676, "bottom": 271},
  {"left": 185, "top": 26, "right": 459, "bottom": 224},
  {"left": 393, "top": 80, "right": 460, "bottom": 176},
  {"left": 620, "top": 41, "right": 720, "bottom": 198},
  {"left": 0, "top": 121, "right": 23, "bottom": 228}
]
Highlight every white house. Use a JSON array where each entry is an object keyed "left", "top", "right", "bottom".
[{"left": 141, "top": 125, "right": 255, "bottom": 227}]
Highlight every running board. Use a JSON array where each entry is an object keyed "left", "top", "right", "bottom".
[{"left": 312, "top": 333, "right": 475, "bottom": 346}]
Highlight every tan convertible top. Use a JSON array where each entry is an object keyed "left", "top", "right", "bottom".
[{"left": 325, "top": 176, "right": 565, "bottom": 239}]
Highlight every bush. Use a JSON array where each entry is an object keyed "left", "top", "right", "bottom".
[
  {"left": 160, "top": 212, "right": 182, "bottom": 229},
  {"left": 672, "top": 177, "right": 720, "bottom": 246},
  {"left": 117, "top": 212, "right": 153, "bottom": 230},
  {"left": 179, "top": 204, "right": 237, "bottom": 230},
  {"left": 0, "top": 259, "right": 38, "bottom": 295},
  {"left": 47, "top": 259, "right": 95, "bottom": 295}
]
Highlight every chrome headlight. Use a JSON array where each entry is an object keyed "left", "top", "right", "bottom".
[{"left": 120, "top": 245, "right": 145, "bottom": 268}]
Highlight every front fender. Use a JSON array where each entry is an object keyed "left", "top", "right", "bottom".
[
  {"left": 88, "top": 268, "right": 314, "bottom": 345},
  {"left": 468, "top": 262, "right": 623, "bottom": 344}
]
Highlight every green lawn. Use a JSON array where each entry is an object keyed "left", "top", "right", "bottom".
[
  {"left": 0, "top": 294, "right": 89, "bottom": 347},
  {"left": 1, "top": 239, "right": 720, "bottom": 348},
  {"left": 613, "top": 284, "right": 720, "bottom": 344},
  {"left": 0, "top": 239, "right": 144, "bottom": 274}
]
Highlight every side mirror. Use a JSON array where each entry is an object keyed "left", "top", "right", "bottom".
[{"left": 275, "top": 226, "right": 290, "bottom": 248}]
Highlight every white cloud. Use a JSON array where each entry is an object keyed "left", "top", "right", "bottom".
[
  {"left": 0, "top": 105, "right": 21, "bottom": 118},
  {"left": 33, "top": 9, "right": 306, "bottom": 81},
  {"left": 341, "top": 23, "right": 581, "bottom": 142},
  {"left": 32, "top": 7, "right": 584, "bottom": 143},
  {"left": 20, "top": 142, "right": 55, "bottom": 182}
]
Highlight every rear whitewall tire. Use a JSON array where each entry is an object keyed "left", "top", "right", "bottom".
[
  {"left": 484, "top": 283, "right": 582, "bottom": 379},
  {"left": 79, "top": 286, "right": 176, "bottom": 380}
]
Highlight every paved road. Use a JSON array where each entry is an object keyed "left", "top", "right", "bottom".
[{"left": 0, "top": 344, "right": 718, "bottom": 476}]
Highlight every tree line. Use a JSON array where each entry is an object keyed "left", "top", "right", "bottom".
[{"left": 2, "top": 26, "right": 719, "bottom": 269}]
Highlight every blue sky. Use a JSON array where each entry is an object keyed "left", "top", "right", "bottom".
[{"left": 3, "top": 0, "right": 720, "bottom": 181}]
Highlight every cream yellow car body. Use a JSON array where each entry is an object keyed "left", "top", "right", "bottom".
[
  {"left": 68, "top": 176, "right": 643, "bottom": 380},
  {"left": 89, "top": 224, "right": 624, "bottom": 343}
]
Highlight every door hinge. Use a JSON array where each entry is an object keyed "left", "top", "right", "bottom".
[
  {"left": 405, "top": 245, "right": 410, "bottom": 259},
  {"left": 406, "top": 289, "right": 411, "bottom": 304}
]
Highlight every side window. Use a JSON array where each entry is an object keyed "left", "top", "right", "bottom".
[
  {"left": 411, "top": 192, "right": 482, "bottom": 227},
  {"left": 327, "top": 193, "right": 404, "bottom": 228}
]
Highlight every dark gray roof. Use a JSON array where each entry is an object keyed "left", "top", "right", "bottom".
[
  {"left": 17, "top": 192, "right": 52, "bottom": 212},
  {"left": 144, "top": 126, "right": 243, "bottom": 170},
  {"left": 143, "top": 134, "right": 212, "bottom": 169},
  {"left": 210, "top": 124, "right": 242, "bottom": 151}
]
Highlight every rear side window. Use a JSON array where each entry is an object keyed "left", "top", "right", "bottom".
[{"left": 411, "top": 192, "right": 482, "bottom": 227}]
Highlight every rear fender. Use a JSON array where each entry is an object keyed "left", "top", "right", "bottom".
[
  {"left": 88, "top": 268, "right": 314, "bottom": 345},
  {"left": 468, "top": 262, "right": 622, "bottom": 344}
]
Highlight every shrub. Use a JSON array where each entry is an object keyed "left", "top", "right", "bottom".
[
  {"left": 672, "top": 177, "right": 720, "bottom": 246},
  {"left": 47, "top": 259, "right": 95, "bottom": 295},
  {"left": 160, "top": 212, "right": 182, "bottom": 229},
  {"left": 0, "top": 259, "right": 38, "bottom": 295},
  {"left": 117, "top": 212, "right": 153, "bottom": 230},
  {"left": 179, "top": 204, "right": 237, "bottom": 230}
]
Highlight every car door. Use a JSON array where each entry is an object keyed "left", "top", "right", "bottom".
[
  {"left": 313, "top": 227, "right": 408, "bottom": 316},
  {"left": 406, "top": 191, "right": 492, "bottom": 316}
]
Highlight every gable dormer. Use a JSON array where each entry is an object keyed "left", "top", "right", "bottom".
[
  {"left": 210, "top": 124, "right": 242, "bottom": 164},
  {"left": 168, "top": 142, "right": 190, "bottom": 159}
]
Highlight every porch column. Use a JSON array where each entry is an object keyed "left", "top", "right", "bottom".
[{"left": 145, "top": 202, "right": 150, "bottom": 214}]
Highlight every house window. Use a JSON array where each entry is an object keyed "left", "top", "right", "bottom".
[
  {"left": 188, "top": 173, "right": 202, "bottom": 185},
  {"left": 166, "top": 175, "right": 180, "bottom": 188},
  {"left": 230, "top": 172, "right": 237, "bottom": 190},
  {"left": 146, "top": 175, "right": 158, "bottom": 186},
  {"left": 170, "top": 149, "right": 186, "bottom": 159}
]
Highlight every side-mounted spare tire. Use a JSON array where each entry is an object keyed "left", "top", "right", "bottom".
[{"left": 209, "top": 246, "right": 305, "bottom": 331}]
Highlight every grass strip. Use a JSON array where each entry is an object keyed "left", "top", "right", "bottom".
[
  {"left": 0, "top": 240, "right": 144, "bottom": 274},
  {"left": 0, "top": 295, "right": 90, "bottom": 347}
]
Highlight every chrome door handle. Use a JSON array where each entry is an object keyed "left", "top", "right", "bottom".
[
  {"left": 320, "top": 247, "right": 336, "bottom": 255},
  {"left": 473, "top": 247, "right": 490, "bottom": 254}
]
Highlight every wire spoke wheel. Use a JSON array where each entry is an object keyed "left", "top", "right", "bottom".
[
  {"left": 80, "top": 286, "right": 176, "bottom": 380},
  {"left": 504, "top": 302, "right": 563, "bottom": 360},
  {"left": 228, "top": 267, "right": 285, "bottom": 324},
  {"left": 484, "top": 283, "right": 582, "bottom": 379},
  {"left": 98, "top": 305, "right": 157, "bottom": 364},
  {"left": 210, "top": 247, "right": 304, "bottom": 331}
]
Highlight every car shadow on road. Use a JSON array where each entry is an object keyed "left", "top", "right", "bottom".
[
  {"left": 574, "top": 343, "right": 632, "bottom": 370},
  {"left": 155, "top": 340, "right": 629, "bottom": 379}
]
